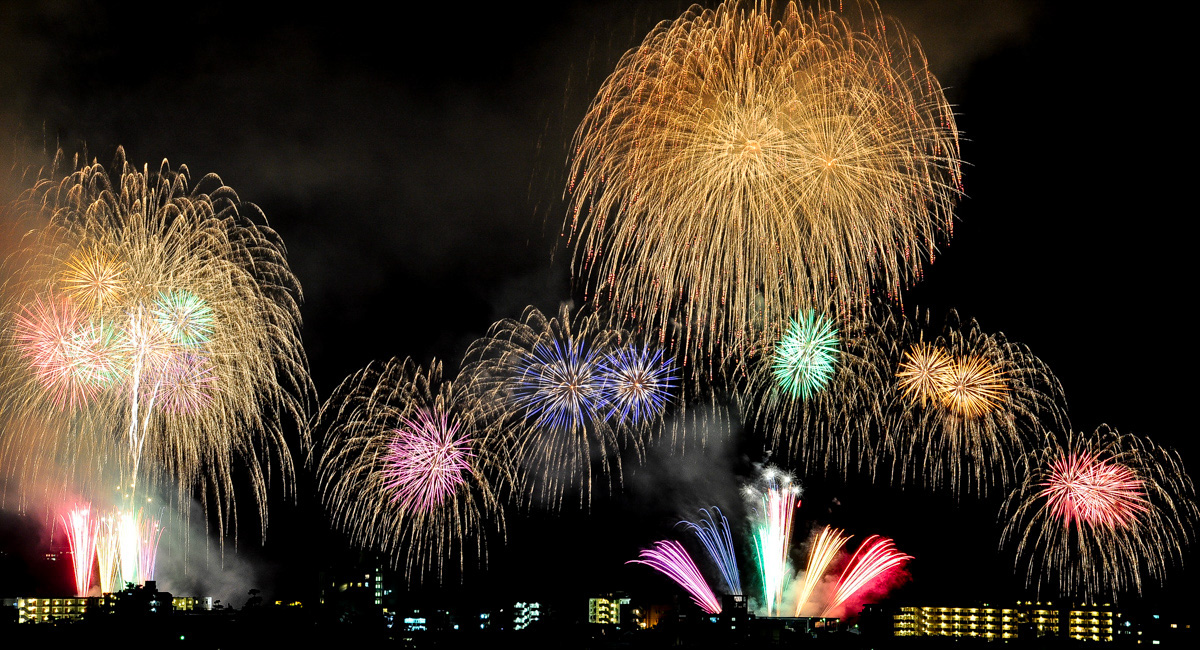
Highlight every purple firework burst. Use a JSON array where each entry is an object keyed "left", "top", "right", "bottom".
[{"left": 382, "top": 407, "right": 473, "bottom": 513}]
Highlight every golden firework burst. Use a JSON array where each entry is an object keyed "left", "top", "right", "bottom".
[
  {"left": 942, "top": 354, "right": 1008, "bottom": 420},
  {"left": 896, "top": 342, "right": 953, "bottom": 407}
]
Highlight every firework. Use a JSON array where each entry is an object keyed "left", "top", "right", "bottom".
[
  {"left": 741, "top": 309, "right": 888, "bottom": 474},
  {"left": 629, "top": 540, "right": 723, "bottom": 614},
  {"left": 566, "top": 0, "right": 961, "bottom": 377},
  {"left": 680, "top": 507, "right": 741, "bottom": 595},
  {"left": 314, "top": 358, "right": 505, "bottom": 581},
  {"left": 771, "top": 311, "right": 840, "bottom": 400},
  {"left": 381, "top": 407, "right": 474, "bottom": 514},
  {"left": 793, "top": 525, "right": 849, "bottom": 617},
  {"left": 62, "top": 505, "right": 99, "bottom": 596},
  {"left": 1001, "top": 426, "right": 1197, "bottom": 600},
  {"left": 745, "top": 468, "right": 800, "bottom": 616},
  {"left": 461, "top": 304, "right": 633, "bottom": 507},
  {"left": 97, "top": 516, "right": 120, "bottom": 593},
  {"left": 0, "top": 148, "right": 313, "bottom": 536},
  {"left": 597, "top": 344, "right": 677, "bottom": 427},
  {"left": 884, "top": 310, "right": 1066, "bottom": 496},
  {"left": 822, "top": 535, "right": 910, "bottom": 616}
]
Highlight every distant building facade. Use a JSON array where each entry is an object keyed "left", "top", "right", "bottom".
[
  {"left": 893, "top": 601, "right": 1119, "bottom": 642},
  {"left": 588, "top": 593, "right": 630, "bottom": 624}
]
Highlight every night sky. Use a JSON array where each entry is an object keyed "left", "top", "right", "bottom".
[{"left": 1, "top": 1, "right": 1194, "bottom": 613}]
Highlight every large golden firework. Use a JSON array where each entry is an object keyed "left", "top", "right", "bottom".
[
  {"left": 0, "top": 149, "right": 312, "bottom": 534},
  {"left": 883, "top": 310, "right": 1065, "bottom": 496},
  {"left": 313, "top": 358, "right": 506, "bottom": 581},
  {"left": 1002, "top": 426, "right": 1197, "bottom": 600},
  {"left": 566, "top": 0, "right": 962, "bottom": 377}
]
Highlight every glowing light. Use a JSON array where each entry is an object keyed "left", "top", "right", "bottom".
[
  {"left": 149, "top": 351, "right": 217, "bottom": 414},
  {"left": 771, "top": 311, "right": 840, "bottom": 400},
  {"left": 59, "top": 246, "right": 126, "bottom": 309},
  {"left": 382, "top": 407, "right": 473, "bottom": 514},
  {"left": 514, "top": 336, "right": 604, "bottom": 432},
  {"left": 629, "top": 540, "right": 723, "bottom": 614}
]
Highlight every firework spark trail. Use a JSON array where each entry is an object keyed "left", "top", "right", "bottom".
[
  {"left": 0, "top": 148, "right": 314, "bottom": 538},
  {"left": 62, "top": 506, "right": 98, "bottom": 596},
  {"left": 793, "top": 525, "right": 849, "bottom": 617},
  {"left": 116, "top": 511, "right": 140, "bottom": 587},
  {"left": 598, "top": 344, "right": 677, "bottom": 427},
  {"left": 381, "top": 407, "right": 474, "bottom": 514},
  {"left": 97, "top": 516, "right": 120, "bottom": 593},
  {"left": 747, "top": 469, "right": 800, "bottom": 616},
  {"left": 314, "top": 358, "right": 506, "bottom": 582},
  {"left": 884, "top": 309, "right": 1066, "bottom": 496},
  {"left": 680, "top": 507, "right": 742, "bottom": 595},
  {"left": 629, "top": 540, "right": 723, "bottom": 614},
  {"left": 1002, "top": 426, "right": 1198, "bottom": 599},
  {"left": 136, "top": 512, "right": 164, "bottom": 581},
  {"left": 822, "top": 535, "right": 911, "bottom": 616},
  {"left": 461, "top": 305, "right": 635, "bottom": 508},
  {"left": 566, "top": 0, "right": 961, "bottom": 378}
]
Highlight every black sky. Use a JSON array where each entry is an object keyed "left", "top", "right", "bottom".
[{"left": 1, "top": 0, "right": 1194, "bottom": 611}]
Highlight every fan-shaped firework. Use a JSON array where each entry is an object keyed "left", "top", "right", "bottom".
[
  {"left": 793, "top": 525, "right": 849, "bottom": 616},
  {"left": 0, "top": 148, "right": 312, "bottom": 534},
  {"left": 314, "top": 358, "right": 506, "bottom": 581},
  {"left": 598, "top": 344, "right": 677, "bottom": 426},
  {"left": 822, "top": 535, "right": 911, "bottom": 616},
  {"left": 462, "top": 304, "right": 638, "bottom": 508},
  {"left": 883, "top": 310, "right": 1065, "bottom": 496},
  {"left": 680, "top": 507, "right": 742, "bottom": 595},
  {"left": 741, "top": 309, "right": 888, "bottom": 474},
  {"left": 62, "top": 505, "right": 99, "bottom": 596},
  {"left": 629, "top": 540, "right": 723, "bottom": 614},
  {"left": 1001, "top": 426, "right": 1197, "bottom": 600},
  {"left": 566, "top": 0, "right": 962, "bottom": 377}
]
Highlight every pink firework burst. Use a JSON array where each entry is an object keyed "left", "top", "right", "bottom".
[
  {"left": 381, "top": 408, "right": 473, "bottom": 514},
  {"left": 14, "top": 295, "right": 100, "bottom": 407},
  {"left": 1043, "top": 451, "right": 1149, "bottom": 529},
  {"left": 150, "top": 352, "right": 218, "bottom": 413}
]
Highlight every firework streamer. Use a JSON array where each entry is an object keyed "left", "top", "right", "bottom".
[
  {"left": 680, "top": 507, "right": 742, "bottom": 595},
  {"left": 96, "top": 515, "right": 120, "bottom": 593},
  {"left": 822, "top": 535, "right": 911, "bottom": 616},
  {"left": 1001, "top": 426, "right": 1197, "bottom": 600},
  {"left": 61, "top": 505, "right": 99, "bottom": 596},
  {"left": 629, "top": 540, "right": 723, "bottom": 614},
  {"left": 883, "top": 309, "right": 1066, "bottom": 496},
  {"left": 745, "top": 468, "right": 800, "bottom": 616},
  {"left": 314, "top": 358, "right": 507, "bottom": 582},
  {"left": 0, "top": 148, "right": 314, "bottom": 538},
  {"left": 793, "top": 525, "right": 849, "bottom": 617},
  {"left": 566, "top": 0, "right": 962, "bottom": 380}
]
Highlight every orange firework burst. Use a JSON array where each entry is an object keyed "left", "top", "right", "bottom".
[
  {"left": 942, "top": 355, "right": 1008, "bottom": 419},
  {"left": 883, "top": 310, "right": 1065, "bottom": 496},
  {"left": 59, "top": 246, "right": 126, "bottom": 310},
  {"left": 1002, "top": 426, "right": 1197, "bottom": 600},
  {"left": 895, "top": 342, "right": 953, "bottom": 407},
  {"left": 566, "top": 0, "right": 961, "bottom": 379}
]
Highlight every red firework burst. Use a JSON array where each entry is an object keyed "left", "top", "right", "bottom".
[{"left": 1043, "top": 451, "right": 1149, "bottom": 529}]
